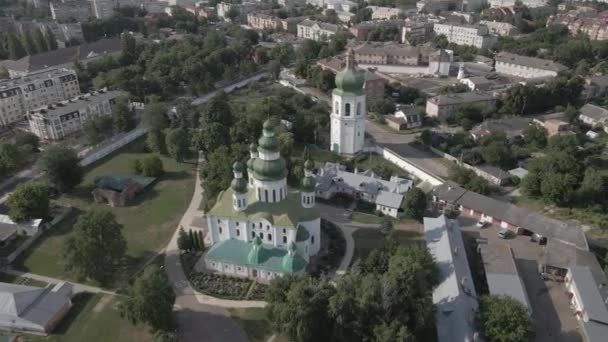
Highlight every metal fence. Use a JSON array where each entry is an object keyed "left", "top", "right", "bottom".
[{"left": 79, "top": 127, "right": 147, "bottom": 167}]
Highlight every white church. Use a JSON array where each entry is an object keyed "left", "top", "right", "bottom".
[
  {"left": 330, "top": 49, "right": 367, "bottom": 155},
  {"left": 203, "top": 120, "right": 321, "bottom": 281}
]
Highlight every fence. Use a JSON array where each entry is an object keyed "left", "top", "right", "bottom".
[
  {"left": 426, "top": 145, "right": 509, "bottom": 186},
  {"left": 374, "top": 145, "right": 444, "bottom": 186},
  {"left": 79, "top": 127, "right": 147, "bottom": 167}
]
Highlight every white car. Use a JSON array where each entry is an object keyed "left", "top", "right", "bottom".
[{"left": 476, "top": 220, "right": 486, "bottom": 228}]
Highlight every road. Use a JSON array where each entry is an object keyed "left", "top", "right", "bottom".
[
  {"left": 191, "top": 72, "right": 269, "bottom": 105},
  {"left": 164, "top": 164, "right": 248, "bottom": 342}
]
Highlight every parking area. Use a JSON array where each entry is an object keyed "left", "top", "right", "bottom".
[{"left": 458, "top": 216, "right": 583, "bottom": 342}]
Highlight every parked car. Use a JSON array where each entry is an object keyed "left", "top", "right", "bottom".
[
  {"left": 498, "top": 229, "right": 509, "bottom": 239},
  {"left": 476, "top": 220, "right": 487, "bottom": 228}
]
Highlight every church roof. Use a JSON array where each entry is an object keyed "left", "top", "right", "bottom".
[
  {"left": 206, "top": 238, "right": 307, "bottom": 273},
  {"left": 208, "top": 188, "right": 320, "bottom": 228}
]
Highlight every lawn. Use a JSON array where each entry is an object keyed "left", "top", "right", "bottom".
[
  {"left": 352, "top": 153, "right": 410, "bottom": 178},
  {"left": 228, "top": 308, "right": 288, "bottom": 342},
  {"left": 0, "top": 272, "right": 47, "bottom": 288},
  {"left": 351, "top": 228, "right": 422, "bottom": 265},
  {"left": 351, "top": 211, "right": 383, "bottom": 224},
  {"left": 14, "top": 137, "right": 196, "bottom": 288},
  {"left": 23, "top": 293, "right": 154, "bottom": 342}
]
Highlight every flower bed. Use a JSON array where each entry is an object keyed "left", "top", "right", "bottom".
[{"left": 189, "top": 272, "right": 252, "bottom": 299}]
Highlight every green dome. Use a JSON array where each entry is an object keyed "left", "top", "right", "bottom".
[
  {"left": 252, "top": 157, "right": 287, "bottom": 181},
  {"left": 263, "top": 119, "right": 275, "bottom": 130},
  {"left": 258, "top": 134, "right": 280, "bottom": 152},
  {"left": 335, "top": 68, "right": 365, "bottom": 95},
  {"left": 232, "top": 161, "right": 244, "bottom": 172},
  {"left": 282, "top": 243, "right": 306, "bottom": 272},
  {"left": 231, "top": 177, "right": 248, "bottom": 193},
  {"left": 301, "top": 176, "right": 316, "bottom": 192},
  {"left": 247, "top": 157, "right": 255, "bottom": 170}
]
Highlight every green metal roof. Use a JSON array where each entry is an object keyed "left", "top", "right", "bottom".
[
  {"left": 301, "top": 176, "right": 316, "bottom": 192},
  {"left": 334, "top": 67, "right": 365, "bottom": 96},
  {"left": 252, "top": 157, "right": 287, "bottom": 181},
  {"left": 208, "top": 188, "right": 320, "bottom": 228},
  {"left": 94, "top": 174, "right": 156, "bottom": 192},
  {"left": 206, "top": 238, "right": 307, "bottom": 273},
  {"left": 231, "top": 177, "right": 248, "bottom": 193}
]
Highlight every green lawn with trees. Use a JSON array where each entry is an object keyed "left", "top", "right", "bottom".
[
  {"left": 14, "top": 138, "right": 195, "bottom": 289},
  {"left": 351, "top": 229, "right": 421, "bottom": 264}
]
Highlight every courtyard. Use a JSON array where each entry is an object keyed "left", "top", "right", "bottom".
[{"left": 13, "top": 137, "right": 196, "bottom": 289}]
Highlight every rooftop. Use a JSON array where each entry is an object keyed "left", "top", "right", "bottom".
[
  {"left": 297, "top": 19, "right": 339, "bottom": 33},
  {"left": 569, "top": 266, "right": 608, "bottom": 324},
  {"left": 208, "top": 188, "right": 320, "bottom": 228},
  {"left": 0, "top": 68, "right": 76, "bottom": 90},
  {"left": 479, "top": 243, "right": 531, "bottom": 311},
  {"left": 353, "top": 42, "right": 421, "bottom": 58},
  {"left": 428, "top": 92, "right": 495, "bottom": 106},
  {"left": 28, "top": 90, "right": 127, "bottom": 118},
  {"left": 423, "top": 215, "right": 478, "bottom": 342},
  {"left": 495, "top": 52, "right": 568, "bottom": 72},
  {"left": 580, "top": 103, "right": 608, "bottom": 122}
]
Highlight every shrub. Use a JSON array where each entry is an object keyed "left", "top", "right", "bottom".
[
  {"left": 141, "top": 156, "right": 164, "bottom": 177},
  {"left": 129, "top": 158, "right": 143, "bottom": 175}
]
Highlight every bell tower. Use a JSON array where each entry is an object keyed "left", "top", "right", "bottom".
[{"left": 330, "top": 49, "right": 366, "bottom": 155}]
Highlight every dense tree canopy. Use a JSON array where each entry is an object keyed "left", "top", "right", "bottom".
[
  {"left": 7, "top": 182, "right": 49, "bottom": 223},
  {"left": 479, "top": 295, "right": 531, "bottom": 342},
  {"left": 37, "top": 145, "right": 83, "bottom": 193}
]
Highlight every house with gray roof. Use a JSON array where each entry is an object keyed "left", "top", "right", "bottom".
[
  {"left": 495, "top": 52, "right": 568, "bottom": 79},
  {"left": 424, "top": 215, "right": 480, "bottom": 342},
  {"left": 0, "top": 282, "right": 72, "bottom": 335},
  {"left": 425, "top": 92, "right": 496, "bottom": 119},
  {"left": 579, "top": 103, "right": 608, "bottom": 132},
  {"left": 565, "top": 266, "right": 608, "bottom": 342},
  {"left": 479, "top": 243, "right": 531, "bottom": 312},
  {"left": 315, "top": 162, "right": 413, "bottom": 217},
  {"left": 297, "top": 19, "right": 339, "bottom": 41}
]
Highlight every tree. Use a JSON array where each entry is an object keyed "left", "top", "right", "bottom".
[
  {"left": 479, "top": 295, "right": 531, "bottom": 342},
  {"left": 112, "top": 97, "right": 134, "bottom": 132},
  {"left": 225, "top": 7, "right": 240, "bottom": 22},
  {"left": 143, "top": 102, "right": 169, "bottom": 131},
  {"left": 197, "top": 230, "right": 205, "bottom": 250},
  {"left": 7, "top": 182, "right": 49, "bottom": 223},
  {"left": 540, "top": 172, "right": 577, "bottom": 206},
  {"left": 380, "top": 216, "right": 393, "bottom": 234},
  {"left": 141, "top": 156, "right": 164, "bottom": 177},
  {"left": 120, "top": 32, "right": 137, "bottom": 66},
  {"left": 165, "top": 128, "right": 190, "bottom": 162},
  {"left": 190, "top": 229, "right": 200, "bottom": 250},
  {"left": 21, "top": 31, "right": 37, "bottom": 55},
  {"left": 64, "top": 210, "right": 127, "bottom": 283},
  {"left": 481, "top": 142, "right": 513, "bottom": 168},
  {"left": 579, "top": 167, "right": 608, "bottom": 205},
  {"left": 120, "top": 265, "right": 175, "bottom": 332},
  {"left": 33, "top": 29, "right": 48, "bottom": 54},
  {"left": 14, "top": 132, "right": 40, "bottom": 152},
  {"left": 0, "top": 140, "right": 24, "bottom": 170},
  {"left": 147, "top": 129, "right": 166, "bottom": 154},
  {"left": 129, "top": 158, "right": 143, "bottom": 175},
  {"left": 0, "top": 66, "right": 8, "bottom": 79},
  {"left": 7, "top": 33, "right": 26, "bottom": 60},
  {"left": 522, "top": 124, "right": 547, "bottom": 149},
  {"left": 84, "top": 120, "right": 101, "bottom": 146},
  {"left": 45, "top": 29, "right": 58, "bottom": 51},
  {"left": 402, "top": 187, "right": 426, "bottom": 221},
  {"left": 37, "top": 145, "right": 83, "bottom": 193}
]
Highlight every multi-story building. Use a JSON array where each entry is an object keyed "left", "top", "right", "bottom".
[
  {"left": 433, "top": 23, "right": 497, "bottom": 49},
  {"left": 494, "top": 52, "right": 568, "bottom": 79},
  {"left": 366, "top": 6, "right": 403, "bottom": 20},
  {"left": 547, "top": 10, "right": 608, "bottom": 41},
  {"left": 351, "top": 20, "right": 402, "bottom": 40},
  {"left": 247, "top": 12, "right": 282, "bottom": 30},
  {"left": 479, "top": 20, "right": 519, "bottom": 36},
  {"left": 489, "top": 0, "right": 547, "bottom": 8},
  {"left": 50, "top": 0, "right": 91, "bottom": 22},
  {"left": 297, "top": 19, "right": 339, "bottom": 41},
  {"left": 426, "top": 92, "right": 496, "bottom": 119},
  {"left": 89, "top": 0, "right": 115, "bottom": 19},
  {"left": 27, "top": 89, "right": 127, "bottom": 140},
  {"left": 401, "top": 17, "right": 435, "bottom": 43},
  {"left": 0, "top": 68, "right": 80, "bottom": 127},
  {"left": 352, "top": 42, "right": 424, "bottom": 66}
]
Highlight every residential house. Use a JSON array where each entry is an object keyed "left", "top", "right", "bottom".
[
  {"left": 467, "top": 164, "right": 511, "bottom": 186},
  {"left": 584, "top": 75, "right": 608, "bottom": 99},
  {"left": 0, "top": 282, "right": 73, "bottom": 335},
  {"left": 386, "top": 110, "right": 423, "bottom": 131},
  {"left": 401, "top": 17, "right": 435, "bottom": 43},
  {"left": 352, "top": 42, "right": 424, "bottom": 66},
  {"left": 564, "top": 266, "right": 608, "bottom": 342},
  {"left": 315, "top": 162, "right": 413, "bottom": 218},
  {"left": 247, "top": 12, "right": 282, "bottom": 30},
  {"left": 424, "top": 215, "right": 480, "bottom": 342},
  {"left": 544, "top": 119, "right": 570, "bottom": 136},
  {"left": 425, "top": 92, "right": 496, "bottom": 119},
  {"left": 579, "top": 103, "right": 608, "bottom": 131},
  {"left": 0, "top": 214, "right": 43, "bottom": 238},
  {"left": 489, "top": 0, "right": 548, "bottom": 7},
  {"left": 469, "top": 116, "right": 532, "bottom": 141},
  {"left": 494, "top": 52, "right": 568, "bottom": 79},
  {"left": 432, "top": 23, "right": 498, "bottom": 49},
  {"left": 297, "top": 19, "right": 339, "bottom": 41},
  {"left": 547, "top": 10, "right": 608, "bottom": 41},
  {"left": 27, "top": 89, "right": 127, "bottom": 141},
  {"left": 479, "top": 20, "right": 519, "bottom": 36},
  {"left": 350, "top": 20, "right": 402, "bottom": 40},
  {"left": 366, "top": 6, "right": 403, "bottom": 20}
]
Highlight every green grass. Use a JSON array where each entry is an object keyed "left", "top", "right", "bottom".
[
  {"left": 14, "top": 138, "right": 196, "bottom": 289},
  {"left": 228, "top": 308, "right": 288, "bottom": 342},
  {"left": 23, "top": 293, "right": 154, "bottom": 342},
  {"left": 351, "top": 212, "right": 383, "bottom": 224},
  {"left": 351, "top": 228, "right": 421, "bottom": 264},
  {"left": 0, "top": 272, "right": 47, "bottom": 288},
  {"left": 352, "top": 154, "right": 409, "bottom": 178}
]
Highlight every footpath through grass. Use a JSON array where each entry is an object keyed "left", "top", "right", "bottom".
[
  {"left": 351, "top": 228, "right": 422, "bottom": 264},
  {"left": 14, "top": 138, "right": 196, "bottom": 289},
  {"left": 23, "top": 293, "right": 154, "bottom": 342}
]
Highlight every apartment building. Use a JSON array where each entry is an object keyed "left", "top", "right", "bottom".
[
  {"left": 426, "top": 92, "right": 496, "bottom": 119},
  {"left": 433, "top": 23, "right": 497, "bottom": 49},
  {"left": 0, "top": 68, "right": 80, "bottom": 127},
  {"left": 247, "top": 12, "right": 282, "bottom": 30},
  {"left": 351, "top": 20, "right": 402, "bottom": 40},
  {"left": 547, "top": 10, "right": 608, "bottom": 41},
  {"left": 494, "top": 52, "right": 568, "bottom": 79},
  {"left": 297, "top": 19, "right": 339, "bottom": 41},
  {"left": 489, "top": 0, "right": 547, "bottom": 7},
  {"left": 50, "top": 0, "right": 91, "bottom": 22},
  {"left": 28, "top": 89, "right": 127, "bottom": 141},
  {"left": 352, "top": 42, "right": 423, "bottom": 66},
  {"left": 89, "top": 0, "right": 115, "bottom": 19},
  {"left": 479, "top": 20, "right": 519, "bottom": 36},
  {"left": 366, "top": 6, "right": 403, "bottom": 20}
]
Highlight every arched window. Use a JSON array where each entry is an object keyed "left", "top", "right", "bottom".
[
  {"left": 267, "top": 234, "right": 272, "bottom": 241},
  {"left": 334, "top": 101, "right": 339, "bottom": 114},
  {"left": 345, "top": 103, "right": 351, "bottom": 116},
  {"left": 283, "top": 236, "right": 287, "bottom": 244},
  {"left": 357, "top": 102, "right": 361, "bottom": 115}
]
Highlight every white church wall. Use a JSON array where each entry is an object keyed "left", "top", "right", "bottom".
[{"left": 299, "top": 218, "right": 321, "bottom": 256}]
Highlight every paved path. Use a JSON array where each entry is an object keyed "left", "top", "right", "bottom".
[
  {"left": 164, "top": 166, "right": 248, "bottom": 342},
  {"left": 191, "top": 72, "right": 269, "bottom": 105},
  {"left": 3, "top": 269, "right": 116, "bottom": 295}
]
